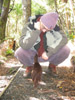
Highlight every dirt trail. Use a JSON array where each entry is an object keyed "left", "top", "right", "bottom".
[{"left": 0, "top": 66, "right": 75, "bottom": 100}]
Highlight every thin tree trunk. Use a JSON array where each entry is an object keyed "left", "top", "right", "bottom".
[
  {"left": 22, "top": 0, "right": 31, "bottom": 24},
  {"left": 0, "top": 0, "right": 10, "bottom": 42},
  {"left": 54, "top": 0, "right": 58, "bottom": 12},
  {"left": 65, "top": 12, "right": 70, "bottom": 31},
  {"left": 69, "top": 0, "right": 75, "bottom": 31},
  {"left": 16, "top": 16, "right": 18, "bottom": 33},
  {"left": 0, "top": 0, "right": 3, "bottom": 16}
]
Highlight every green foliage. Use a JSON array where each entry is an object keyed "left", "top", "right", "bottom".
[
  {"left": 0, "top": 9, "right": 1, "bottom": 15},
  {"left": 7, "top": 67, "right": 18, "bottom": 75},
  {"left": 32, "top": 1, "right": 46, "bottom": 15},
  {"left": 14, "top": 3, "right": 23, "bottom": 16},
  {"left": 5, "top": 2, "right": 23, "bottom": 45},
  {"left": 31, "top": 0, "right": 56, "bottom": 15},
  {"left": 47, "top": 0, "right": 55, "bottom": 6},
  {"left": 0, "top": 55, "right": 7, "bottom": 60},
  {"left": 0, "top": 55, "right": 7, "bottom": 65},
  {"left": 3, "top": 0, "right": 9, "bottom": 7},
  {"left": 69, "top": 33, "right": 75, "bottom": 41},
  {"left": 66, "top": 31, "right": 75, "bottom": 41},
  {"left": 32, "top": 5, "right": 46, "bottom": 15},
  {"left": 5, "top": 49, "right": 14, "bottom": 56}
]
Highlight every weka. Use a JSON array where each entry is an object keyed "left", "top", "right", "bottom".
[{"left": 31, "top": 54, "right": 42, "bottom": 87}]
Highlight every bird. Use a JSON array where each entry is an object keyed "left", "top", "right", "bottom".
[{"left": 31, "top": 54, "right": 42, "bottom": 87}]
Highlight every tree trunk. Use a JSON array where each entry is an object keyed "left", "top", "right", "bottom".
[
  {"left": 22, "top": 0, "right": 31, "bottom": 24},
  {"left": 0, "top": 0, "right": 10, "bottom": 42},
  {"left": 0, "top": 0, "right": 3, "bottom": 16},
  {"left": 65, "top": 12, "right": 70, "bottom": 31},
  {"left": 69, "top": 0, "right": 75, "bottom": 32},
  {"left": 54, "top": 0, "right": 58, "bottom": 12}
]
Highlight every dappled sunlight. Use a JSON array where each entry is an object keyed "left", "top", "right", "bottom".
[
  {"left": 39, "top": 81, "right": 46, "bottom": 86},
  {"left": 0, "top": 80, "right": 9, "bottom": 87},
  {"left": 18, "top": 67, "right": 26, "bottom": 72},
  {"left": 4, "top": 58, "right": 22, "bottom": 68},
  {"left": 0, "top": 77, "right": 11, "bottom": 95},
  {"left": 42, "top": 71, "right": 46, "bottom": 74},
  {"left": 0, "top": 59, "right": 5, "bottom": 64},
  {"left": 0, "top": 75, "right": 13, "bottom": 80},
  {"left": 29, "top": 94, "right": 75, "bottom": 100},
  {"left": 4, "top": 62, "right": 22, "bottom": 68},
  {"left": 60, "top": 96, "right": 75, "bottom": 100},
  {"left": 40, "top": 62, "right": 49, "bottom": 67},
  {"left": 29, "top": 97, "right": 40, "bottom": 100},
  {"left": 0, "top": 56, "right": 22, "bottom": 96}
]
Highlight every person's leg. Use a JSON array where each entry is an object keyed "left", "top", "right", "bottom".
[
  {"left": 14, "top": 47, "right": 37, "bottom": 66},
  {"left": 48, "top": 45, "right": 70, "bottom": 65},
  {"left": 46, "top": 45, "right": 70, "bottom": 74},
  {"left": 37, "top": 45, "right": 70, "bottom": 64},
  {"left": 14, "top": 47, "right": 37, "bottom": 77},
  {"left": 14, "top": 45, "right": 70, "bottom": 75}
]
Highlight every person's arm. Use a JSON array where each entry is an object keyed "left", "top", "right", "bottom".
[
  {"left": 46, "top": 30, "right": 68, "bottom": 57},
  {"left": 19, "top": 23, "right": 40, "bottom": 50}
]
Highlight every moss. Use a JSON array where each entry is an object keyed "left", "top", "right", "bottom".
[
  {"left": 0, "top": 18, "right": 6, "bottom": 40},
  {"left": 3, "top": 0, "right": 9, "bottom": 7},
  {"left": 0, "top": 27, "right": 3, "bottom": 32},
  {"left": 0, "top": 18, "right": 4, "bottom": 26},
  {"left": 0, "top": 21, "right": 2, "bottom": 25},
  {"left": 0, "top": 9, "right": 2, "bottom": 15},
  {"left": 0, "top": 19, "right": 3, "bottom": 25}
]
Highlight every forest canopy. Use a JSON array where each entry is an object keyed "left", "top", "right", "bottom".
[{"left": 0, "top": 0, "right": 75, "bottom": 44}]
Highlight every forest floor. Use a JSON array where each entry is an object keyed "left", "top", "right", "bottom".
[
  {"left": 0, "top": 55, "right": 75, "bottom": 100},
  {"left": 0, "top": 40, "right": 75, "bottom": 100},
  {"left": 0, "top": 56, "right": 22, "bottom": 96}
]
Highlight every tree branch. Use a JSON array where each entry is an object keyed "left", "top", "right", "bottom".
[
  {"left": 0, "top": 0, "right": 3, "bottom": 16},
  {"left": 1, "top": 0, "right": 10, "bottom": 20}
]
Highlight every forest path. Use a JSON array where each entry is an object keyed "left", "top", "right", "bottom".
[{"left": 0, "top": 64, "right": 75, "bottom": 100}]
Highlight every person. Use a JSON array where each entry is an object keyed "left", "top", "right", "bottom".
[{"left": 15, "top": 12, "right": 70, "bottom": 77}]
